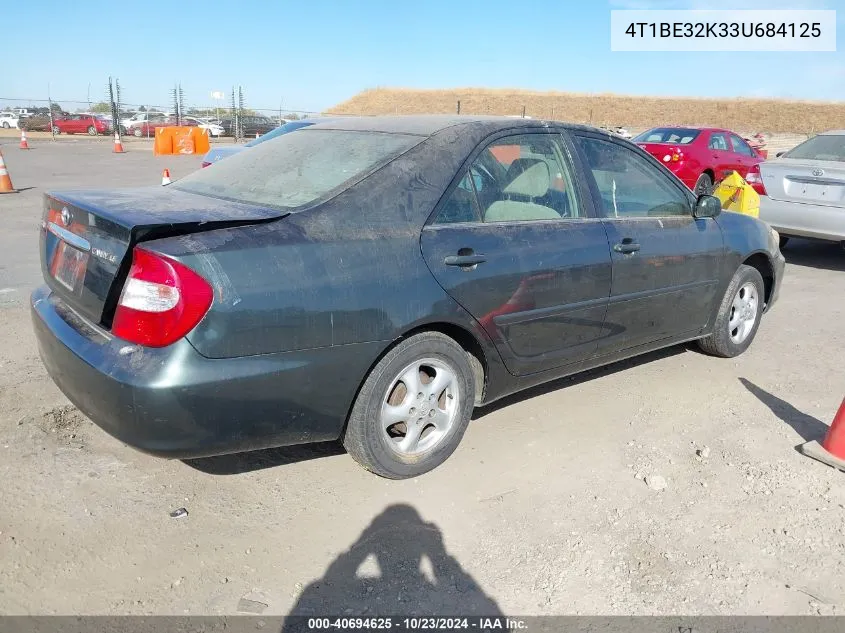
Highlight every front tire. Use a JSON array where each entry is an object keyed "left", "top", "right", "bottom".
[
  {"left": 133, "top": 127, "right": 143, "bottom": 138},
  {"left": 343, "top": 332, "right": 476, "bottom": 479},
  {"left": 2, "top": 122, "right": 9, "bottom": 129},
  {"left": 698, "top": 265, "right": 765, "bottom": 358}
]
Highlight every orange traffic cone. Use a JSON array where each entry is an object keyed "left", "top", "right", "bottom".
[
  {"left": 161, "top": 168, "right": 172, "bottom": 186},
  {"left": 19, "top": 130, "right": 30, "bottom": 150},
  {"left": 0, "top": 150, "right": 17, "bottom": 194},
  {"left": 799, "top": 397, "right": 845, "bottom": 472},
  {"left": 112, "top": 132, "right": 125, "bottom": 154}
]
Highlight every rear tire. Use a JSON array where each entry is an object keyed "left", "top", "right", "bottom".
[
  {"left": 343, "top": 332, "right": 475, "bottom": 479},
  {"left": 133, "top": 127, "right": 143, "bottom": 138},
  {"left": 52, "top": 126, "right": 60, "bottom": 135},
  {"left": 694, "top": 173, "right": 714, "bottom": 196},
  {"left": 698, "top": 264, "right": 765, "bottom": 358}
]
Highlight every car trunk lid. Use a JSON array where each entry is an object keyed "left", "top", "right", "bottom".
[
  {"left": 761, "top": 158, "right": 845, "bottom": 207},
  {"left": 40, "top": 187, "right": 286, "bottom": 326}
]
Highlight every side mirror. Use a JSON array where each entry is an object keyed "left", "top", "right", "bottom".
[
  {"left": 776, "top": 151, "right": 785, "bottom": 158},
  {"left": 694, "top": 194, "right": 722, "bottom": 219}
]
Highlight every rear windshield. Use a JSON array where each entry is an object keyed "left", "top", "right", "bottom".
[
  {"left": 783, "top": 134, "right": 845, "bottom": 161},
  {"left": 633, "top": 128, "right": 700, "bottom": 145},
  {"left": 244, "top": 120, "right": 312, "bottom": 147},
  {"left": 174, "top": 129, "right": 422, "bottom": 209}
]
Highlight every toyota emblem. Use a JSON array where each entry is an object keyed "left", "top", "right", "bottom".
[
  {"left": 812, "top": 168, "right": 824, "bottom": 177},
  {"left": 60, "top": 207, "right": 71, "bottom": 227}
]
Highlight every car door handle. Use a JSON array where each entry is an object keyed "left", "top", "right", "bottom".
[
  {"left": 444, "top": 253, "right": 486, "bottom": 267},
  {"left": 613, "top": 239, "right": 640, "bottom": 254}
]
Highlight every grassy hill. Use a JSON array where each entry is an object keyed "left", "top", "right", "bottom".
[{"left": 328, "top": 88, "right": 845, "bottom": 134}]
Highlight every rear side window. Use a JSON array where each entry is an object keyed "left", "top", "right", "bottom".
[
  {"left": 708, "top": 133, "right": 729, "bottom": 151},
  {"left": 174, "top": 129, "right": 422, "bottom": 209}
]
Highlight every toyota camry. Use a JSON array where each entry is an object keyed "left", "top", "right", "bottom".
[{"left": 31, "top": 116, "right": 785, "bottom": 479}]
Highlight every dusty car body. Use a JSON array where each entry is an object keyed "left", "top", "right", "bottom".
[{"left": 31, "top": 116, "right": 784, "bottom": 478}]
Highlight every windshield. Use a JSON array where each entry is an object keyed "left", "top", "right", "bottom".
[
  {"left": 784, "top": 134, "right": 845, "bottom": 162},
  {"left": 245, "top": 121, "right": 314, "bottom": 147},
  {"left": 634, "top": 128, "right": 700, "bottom": 145},
  {"left": 174, "top": 129, "right": 422, "bottom": 209}
]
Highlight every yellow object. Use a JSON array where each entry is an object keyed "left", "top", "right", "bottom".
[{"left": 713, "top": 171, "right": 760, "bottom": 218}]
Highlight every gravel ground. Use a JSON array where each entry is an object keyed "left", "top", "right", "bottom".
[{"left": 0, "top": 139, "right": 843, "bottom": 617}]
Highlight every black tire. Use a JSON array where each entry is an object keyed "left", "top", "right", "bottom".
[
  {"left": 133, "top": 127, "right": 143, "bottom": 138},
  {"left": 87, "top": 126, "right": 97, "bottom": 136},
  {"left": 1, "top": 122, "right": 9, "bottom": 129},
  {"left": 343, "top": 332, "right": 476, "bottom": 479},
  {"left": 779, "top": 235, "right": 789, "bottom": 250},
  {"left": 694, "top": 173, "right": 714, "bottom": 196},
  {"left": 698, "top": 264, "right": 765, "bottom": 358},
  {"left": 52, "top": 126, "right": 60, "bottom": 135}
]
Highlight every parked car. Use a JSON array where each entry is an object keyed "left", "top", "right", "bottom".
[
  {"left": 31, "top": 116, "right": 784, "bottom": 479},
  {"left": 131, "top": 116, "right": 197, "bottom": 137},
  {"left": 184, "top": 116, "right": 225, "bottom": 137},
  {"left": 52, "top": 114, "right": 110, "bottom": 136},
  {"left": 633, "top": 127, "right": 765, "bottom": 195},
  {"left": 0, "top": 112, "right": 19, "bottom": 129},
  {"left": 221, "top": 115, "right": 278, "bottom": 137},
  {"left": 201, "top": 118, "right": 335, "bottom": 167},
  {"left": 758, "top": 130, "right": 845, "bottom": 247},
  {"left": 19, "top": 114, "right": 56, "bottom": 132}
]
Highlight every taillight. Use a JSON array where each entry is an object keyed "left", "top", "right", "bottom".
[
  {"left": 112, "top": 247, "right": 213, "bottom": 348},
  {"left": 746, "top": 164, "right": 767, "bottom": 196},
  {"left": 662, "top": 147, "right": 684, "bottom": 163}
]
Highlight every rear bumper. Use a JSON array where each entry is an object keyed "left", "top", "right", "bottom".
[
  {"left": 760, "top": 196, "right": 845, "bottom": 243},
  {"left": 31, "top": 286, "right": 382, "bottom": 459}
]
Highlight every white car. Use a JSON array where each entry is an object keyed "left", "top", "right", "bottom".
[
  {"left": 0, "top": 112, "right": 20, "bottom": 129},
  {"left": 184, "top": 116, "right": 225, "bottom": 137}
]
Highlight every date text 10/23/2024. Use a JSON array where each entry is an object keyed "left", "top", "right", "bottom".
[{"left": 305, "top": 617, "right": 528, "bottom": 631}]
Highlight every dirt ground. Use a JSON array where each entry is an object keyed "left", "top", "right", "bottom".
[{"left": 0, "top": 139, "right": 843, "bottom": 617}]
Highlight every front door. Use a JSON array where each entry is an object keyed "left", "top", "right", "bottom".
[
  {"left": 570, "top": 133, "right": 724, "bottom": 354},
  {"left": 421, "top": 130, "right": 612, "bottom": 376}
]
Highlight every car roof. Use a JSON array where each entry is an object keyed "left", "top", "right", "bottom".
[{"left": 305, "top": 114, "right": 602, "bottom": 137}]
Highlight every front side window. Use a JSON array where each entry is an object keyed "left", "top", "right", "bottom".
[
  {"left": 730, "top": 134, "right": 755, "bottom": 157},
  {"left": 575, "top": 136, "right": 691, "bottom": 218}
]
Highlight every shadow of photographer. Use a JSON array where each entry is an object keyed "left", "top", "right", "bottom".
[{"left": 283, "top": 504, "right": 501, "bottom": 630}]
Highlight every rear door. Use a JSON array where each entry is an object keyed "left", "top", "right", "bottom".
[
  {"left": 571, "top": 132, "right": 724, "bottom": 353},
  {"left": 421, "top": 129, "right": 613, "bottom": 376},
  {"left": 706, "top": 131, "right": 738, "bottom": 181}
]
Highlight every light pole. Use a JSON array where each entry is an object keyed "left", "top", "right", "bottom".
[{"left": 211, "top": 91, "right": 224, "bottom": 122}]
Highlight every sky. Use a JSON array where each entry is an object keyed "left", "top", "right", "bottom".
[{"left": 3, "top": 0, "right": 844, "bottom": 113}]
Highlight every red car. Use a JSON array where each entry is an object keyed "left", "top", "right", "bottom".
[
  {"left": 131, "top": 117, "right": 198, "bottom": 137},
  {"left": 53, "top": 114, "right": 110, "bottom": 136},
  {"left": 633, "top": 127, "right": 765, "bottom": 196}
]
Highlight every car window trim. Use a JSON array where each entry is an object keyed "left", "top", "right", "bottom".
[
  {"left": 570, "top": 131, "right": 696, "bottom": 220},
  {"left": 425, "top": 128, "right": 599, "bottom": 228}
]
